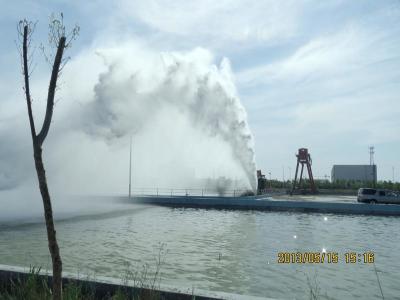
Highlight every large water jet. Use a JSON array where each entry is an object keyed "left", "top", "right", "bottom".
[{"left": 84, "top": 47, "right": 257, "bottom": 191}]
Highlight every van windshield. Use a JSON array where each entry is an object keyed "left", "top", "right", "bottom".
[{"left": 361, "top": 189, "right": 376, "bottom": 195}]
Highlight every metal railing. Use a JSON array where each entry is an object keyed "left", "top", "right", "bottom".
[{"left": 129, "top": 187, "right": 255, "bottom": 197}]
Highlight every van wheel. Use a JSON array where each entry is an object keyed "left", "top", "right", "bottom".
[{"left": 370, "top": 200, "right": 377, "bottom": 204}]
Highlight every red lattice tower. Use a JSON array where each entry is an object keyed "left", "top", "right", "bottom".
[{"left": 291, "top": 148, "right": 317, "bottom": 194}]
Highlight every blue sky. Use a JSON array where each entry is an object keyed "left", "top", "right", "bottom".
[{"left": 1, "top": 0, "right": 399, "bottom": 182}]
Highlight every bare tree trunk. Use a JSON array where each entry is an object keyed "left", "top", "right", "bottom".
[
  {"left": 20, "top": 21, "right": 68, "bottom": 300},
  {"left": 33, "top": 143, "right": 62, "bottom": 300}
]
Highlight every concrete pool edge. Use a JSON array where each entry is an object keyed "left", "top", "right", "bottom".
[
  {"left": 0, "top": 264, "right": 273, "bottom": 300},
  {"left": 126, "top": 195, "right": 400, "bottom": 216}
]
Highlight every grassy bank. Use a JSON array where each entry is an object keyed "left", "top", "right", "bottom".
[{"left": 0, "top": 267, "right": 163, "bottom": 300}]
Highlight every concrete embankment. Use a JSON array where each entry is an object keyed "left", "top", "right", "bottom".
[
  {"left": 129, "top": 195, "right": 400, "bottom": 216},
  {"left": 0, "top": 265, "right": 271, "bottom": 300}
]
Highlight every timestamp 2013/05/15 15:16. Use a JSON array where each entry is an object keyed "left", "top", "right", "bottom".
[{"left": 277, "top": 252, "right": 375, "bottom": 264}]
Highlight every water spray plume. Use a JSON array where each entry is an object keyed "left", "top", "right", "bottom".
[
  {"left": 0, "top": 43, "right": 257, "bottom": 201},
  {"left": 86, "top": 46, "right": 257, "bottom": 191}
]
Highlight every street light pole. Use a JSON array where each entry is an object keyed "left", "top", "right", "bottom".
[{"left": 129, "top": 135, "right": 132, "bottom": 199}]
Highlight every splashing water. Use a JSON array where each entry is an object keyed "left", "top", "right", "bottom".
[{"left": 84, "top": 47, "right": 257, "bottom": 191}]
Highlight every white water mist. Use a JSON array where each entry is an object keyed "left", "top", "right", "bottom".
[{"left": 84, "top": 46, "right": 257, "bottom": 190}]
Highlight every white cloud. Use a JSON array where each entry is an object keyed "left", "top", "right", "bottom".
[
  {"left": 235, "top": 12, "right": 400, "bottom": 179},
  {"left": 118, "top": 0, "right": 303, "bottom": 44},
  {"left": 237, "top": 25, "right": 375, "bottom": 88}
]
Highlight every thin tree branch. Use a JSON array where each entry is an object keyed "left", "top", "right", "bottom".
[
  {"left": 37, "top": 36, "right": 66, "bottom": 146},
  {"left": 22, "top": 24, "right": 37, "bottom": 140}
]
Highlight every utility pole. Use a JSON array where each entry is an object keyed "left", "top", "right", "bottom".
[
  {"left": 269, "top": 172, "right": 272, "bottom": 189},
  {"left": 393, "top": 166, "right": 395, "bottom": 183},
  {"left": 369, "top": 146, "right": 375, "bottom": 165},
  {"left": 369, "top": 146, "right": 376, "bottom": 187},
  {"left": 129, "top": 136, "right": 132, "bottom": 199}
]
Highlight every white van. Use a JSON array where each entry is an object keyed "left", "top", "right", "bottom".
[{"left": 357, "top": 188, "right": 400, "bottom": 204}]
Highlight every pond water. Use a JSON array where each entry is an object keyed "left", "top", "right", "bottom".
[{"left": 0, "top": 197, "right": 399, "bottom": 299}]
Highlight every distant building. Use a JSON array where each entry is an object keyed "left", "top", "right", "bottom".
[{"left": 331, "top": 165, "right": 377, "bottom": 182}]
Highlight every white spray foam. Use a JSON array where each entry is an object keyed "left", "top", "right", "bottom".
[{"left": 84, "top": 46, "right": 257, "bottom": 190}]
